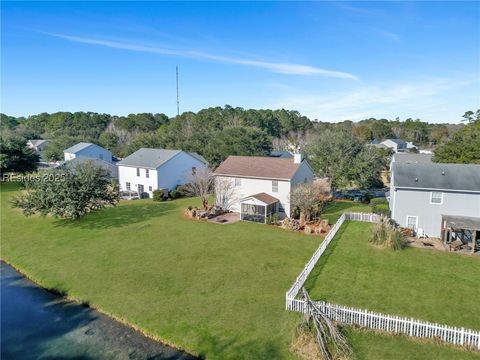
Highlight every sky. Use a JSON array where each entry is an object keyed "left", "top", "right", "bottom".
[{"left": 1, "top": 1, "right": 479, "bottom": 123}]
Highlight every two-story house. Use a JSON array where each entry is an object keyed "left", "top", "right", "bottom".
[
  {"left": 213, "top": 154, "right": 315, "bottom": 223},
  {"left": 117, "top": 148, "right": 208, "bottom": 198},
  {"left": 64, "top": 142, "right": 113, "bottom": 163},
  {"left": 389, "top": 162, "right": 480, "bottom": 244}
]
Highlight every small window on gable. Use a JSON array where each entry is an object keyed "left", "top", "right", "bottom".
[
  {"left": 304, "top": 177, "right": 308, "bottom": 183},
  {"left": 99, "top": 154, "right": 103, "bottom": 160},
  {"left": 136, "top": 168, "right": 140, "bottom": 177},
  {"left": 272, "top": 180, "right": 278, "bottom": 192},
  {"left": 149, "top": 186, "right": 152, "bottom": 191},
  {"left": 431, "top": 192, "right": 443, "bottom": 204},
  {"left": 192, "top": 167, "right": 196, "bottom": 175},
  {"left": 235, "top": 178, "right": 242, "bottom": 187},
  {"left": 146, "top": 169, "right": 149, "bottom": 178},
  {"left": 126, "top": 182, "right": 131, "bottom": 191}
]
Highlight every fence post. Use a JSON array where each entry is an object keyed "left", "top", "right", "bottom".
[
  {"left": 461, "top": 327, "right": 465, "bottom": 345},
  {"left": 409, "top": 318, "right": 414, "bottom": 336}
]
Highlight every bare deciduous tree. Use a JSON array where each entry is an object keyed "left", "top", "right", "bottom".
[
  {"left": 214, "top": 177, "right": 236, "bottom": 211},
  {"left": 290, "top": 182, "right": 331, "bottom": 225},
  {"left": 183, "top": 168, "right": 213, "bottom": 210}
]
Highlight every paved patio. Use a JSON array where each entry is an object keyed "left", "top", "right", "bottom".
[{"left": 208, "top": 212, "right": 241, "bottom": 224}]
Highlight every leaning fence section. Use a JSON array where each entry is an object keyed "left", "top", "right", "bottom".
[
  {"left": 287, "top": 298, "right": 480, "bottom": 351},
  {"left": 285, "top": 211, "right": 480, "bottom": 351}
]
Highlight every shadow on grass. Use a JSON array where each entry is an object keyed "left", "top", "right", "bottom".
[
  {"left": 303, "top": 222, "right": 351, "bottom": 299},
  {"left": 54, "top": 201, "right": 177, "bottom": 230}
]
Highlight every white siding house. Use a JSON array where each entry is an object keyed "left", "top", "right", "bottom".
[
  {"left": 213, "top": 154, "right": 315, "bottom": 222},
  {"left": 117, "top": 148, "right": 208, "bottom": 198},
  {"left": 64, "top": 142, "right": 112, "bottom": 163},
  {"left": 380, "top": 139, "right": 408, "bottom": 153}
]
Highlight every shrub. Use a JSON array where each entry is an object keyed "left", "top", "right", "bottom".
[
  {"left": 372, "top": 203, "right": 390, "bottom": 217},
  {"left": 370, "top": 216, "right": 408, "bottom": 250},
  {"left": 266, "top": 213, "right": 280, "bottom": 225},
  {"left": 176, "top": 185, "right": 187, "bottom": 196},
  {"left": 169, "top": 189, "right": 183, "bottom": 199},
  {"left": 370, "top": 197, "right": 388, "bottom": 206},
  {"left": 153, "top": 189, "right": 167, "bottom": 201}
]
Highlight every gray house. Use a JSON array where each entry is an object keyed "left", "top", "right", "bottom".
[{"left": 389, "top": 162, "right": 480, "bottom": 248}]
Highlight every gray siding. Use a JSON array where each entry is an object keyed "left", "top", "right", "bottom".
[{"left": 391, "top": 189, "right": 480, "bottom": 237}]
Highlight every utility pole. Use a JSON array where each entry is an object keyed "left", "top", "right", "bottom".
[{"left": 176, "top": 65, "right": 180, "bottom": 116}]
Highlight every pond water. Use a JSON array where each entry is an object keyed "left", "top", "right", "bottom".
[{"left": 1, "top": 261, "right": 196, "bottom": 360}]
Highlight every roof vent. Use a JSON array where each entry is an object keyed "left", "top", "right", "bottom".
[
  {"left": 415, "top": 177, "right": 418, "bottom": 182},
  {"left": 442, "top": 170, "right": 445, "bottom": 175}
]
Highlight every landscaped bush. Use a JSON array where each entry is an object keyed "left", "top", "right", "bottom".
[
  {"left": 369, "top": 197, "right": 388, "bottom": 206},
  {"left": 168, "top": 188, "right": 183, "bottom": 199},
  {"left": 370, "top": 197, "right": 391, "bottom": 217},
  {"left": 266, "top": 213, "right": 280, "bottom": 225},
  {"left": 153, "top": 189, "right": 167, "bottom": 201},
  {"left": 370, "top": 216, "right": 408, "bottom": 250}
]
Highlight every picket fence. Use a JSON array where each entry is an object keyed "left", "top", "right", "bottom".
[{"left": 285, "top": 212, "right": 480, "bottom": 351}]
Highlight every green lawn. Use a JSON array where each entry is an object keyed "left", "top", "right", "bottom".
[
  {"left": 305, "top": 221, "right": 480, "bottom": 330},
  {"left": 322, "top": 200, "right": 372, "bottom": 224},
  {"left": 1, "top": 182, "right": 318, "bottom": 359},
  {"left": 2, "top": 184, "right": 478, "bottom": 359}
]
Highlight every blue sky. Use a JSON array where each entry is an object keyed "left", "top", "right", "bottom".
[{"left": 2, "top": 1, "right": 479, "bottom": 123}]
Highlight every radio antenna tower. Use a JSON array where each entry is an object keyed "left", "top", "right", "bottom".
[{"left": 176, "top": 65, "right": 180, "bottom": 116}]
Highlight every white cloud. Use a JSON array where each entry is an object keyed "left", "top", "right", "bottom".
[
  {"left": 267, "top": 77, "right": 478, "bottom": 122},
  {"left": 45, "top": 32, "right": 358, "bottom": 80}
]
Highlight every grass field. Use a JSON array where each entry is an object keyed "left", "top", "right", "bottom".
[
  {"left": 322, "top": 201, "right": 372, "bottom": 223},
  {"left": 2, "top": 183, "right": 478, "bottom": 359},
  {"left": 305, "top": 221, "right": 480, "bottom": 330}
]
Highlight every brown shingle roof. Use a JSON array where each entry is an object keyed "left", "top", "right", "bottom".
[
  {"left": 213, "top": 155, "right": 301, "bottom": 180},
  {"left": 248, "top": 193, "right": 279, "bottom": 205}
]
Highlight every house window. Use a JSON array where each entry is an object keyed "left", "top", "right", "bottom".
[
  {"left": 149, "top": 186, "right": 152, "bottom": 191},
  {"left": 279, "top": 204, "right": 285, "bottom": 213},
  {"left": 430, "top": 192, "right": 443, "bottom": 204},
  {"left": 304, "top": 177, "right": 308, "bottom": 183},
  {"left": 126, "top": 182, "right": 131, "bottom": 191},
  {"left": 272, "top": 180, "right": 278, "bottom": 192},
  {"left": 146, "top": 169, "right": 149, "bottom": 178},
  {"left": 235, "top": 178, "right": 242, "bottom": 187},
  {"left": 192, "top": 167, "right": 197, "bottom": 175},
  {"left": 136, "top": 168, "right": 140, "bottom": 176}
]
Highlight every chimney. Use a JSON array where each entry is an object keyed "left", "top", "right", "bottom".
[{"left": 294, "top": 153, "right": 302, "bottom": 164}]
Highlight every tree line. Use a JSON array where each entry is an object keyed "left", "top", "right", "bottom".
[{"left": 1, "top": 107, "right": 478, "bottom": 189}]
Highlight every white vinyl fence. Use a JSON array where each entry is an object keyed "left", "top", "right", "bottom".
[{"left": 285, "top": 212, "right": 480, "bottom": 351}]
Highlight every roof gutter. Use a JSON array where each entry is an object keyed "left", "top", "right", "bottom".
[{"left": 394, "top": 185, "right": 480, "bottom": 194}]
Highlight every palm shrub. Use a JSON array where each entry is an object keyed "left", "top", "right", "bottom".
[{"left": 370, "top": 216, "right": 408, "bottom": 250}]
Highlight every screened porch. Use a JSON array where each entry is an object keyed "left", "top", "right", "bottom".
[{"left": 240, "top": 193, "right": 279, "bottom": 224}]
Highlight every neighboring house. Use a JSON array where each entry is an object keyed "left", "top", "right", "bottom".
[
  {"left": 380, "top": 139, "right": 408, "bottom": 153},
  {"left": 64, "top": 142, "right": 112, "bottom": 163},
  {"left": 389, "top": 162, "right": 480, "bottom": 240},
  {"left": 213, "top": 154, "right": 315, "bottom": 222},
  {"left": 117, "top": 148, "right": 208, "bottom": 198},
  {"left": 63, "top": 157, "right": 119, "bottom": 180},
  {"left": 27, "top": 139, "right": 49, "bottom": 154},
  {"left": 270, "top": 150, "right": 294, "bottom": 158}
]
